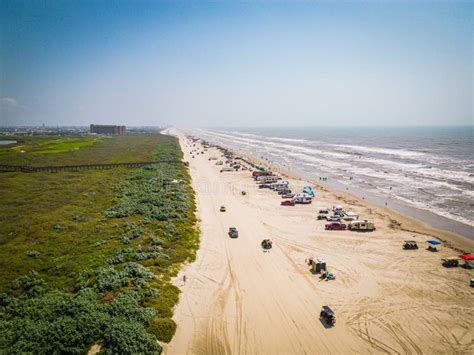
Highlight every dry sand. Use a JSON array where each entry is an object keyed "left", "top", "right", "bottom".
[{"left": 163, "top": 129, "right": 474, "bottom": 354}]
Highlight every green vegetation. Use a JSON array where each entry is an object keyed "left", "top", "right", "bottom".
[
  {"left": 0, "top": 136, "right": 104, "bottom": 159},
  {"left": 0, "top": 134, "right": 199, "bottom": 353}
]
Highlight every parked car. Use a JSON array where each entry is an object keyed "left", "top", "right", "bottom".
[
  {"left": 326, "top": 215, "right": 341, "bottom": 222},
  {"left": 228, "top": 227, "right": 238, "bottom": 238},
  {"left": 319, "top": 209, "right": 329, "bottom": 215},
  {"left": 325, "top": 222, "right": 347, "bottom": 230},
  {"left": 320, "top": 306, "right": 336, "bottom": 327},
  {"left": 278, "top": 189, "right": 292, "bottom": 195},
  {"left": 403, "top": 241, "right": 418, "bottom": 250},
  {"left": 282, "top": 193, "right": 295, "bottom": 199},
  {"left": 281, "top": 200, "right": 295, "bottom": 206},
  {"left": 261, "top": 239, "right": 272, "bottom": 249},
  {"left": 442, "top": 257, "right": 459, "bottom": 268},
  {"left": 220, "top": 206, "right": 226, "bottom": 212}
]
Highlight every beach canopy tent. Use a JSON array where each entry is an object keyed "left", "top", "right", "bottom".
[
  {"left": 459, "top": 254, "right": 474, "bottom": 261},
  {"left": 427, "top": 240, "right": 441, "bottom": 245}
]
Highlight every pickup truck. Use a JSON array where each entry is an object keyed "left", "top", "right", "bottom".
[{"left": 325, "top": 222, "right": 347, "bottom": 230}]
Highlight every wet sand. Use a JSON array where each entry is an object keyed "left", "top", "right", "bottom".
[{"left": 164, "top": 129, "right": 474, "bottom": 354}]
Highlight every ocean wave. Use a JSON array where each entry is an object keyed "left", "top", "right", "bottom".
[
  {"left": 382, "top": 192, "right": 474, "bottom": 227},
  {"left": 199, "top": 129, "right": 474, "bottom": 186},
  {"left": 216, "top": 129, "right": 311, "bottom": 144},
  {"left": 332, "top": 144, "right": 426, "bottom": 158}
]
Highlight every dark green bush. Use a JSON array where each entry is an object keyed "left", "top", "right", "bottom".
[
  {"left": 102, "top": 320, "right": 161, "bottom": 354},
  {"left": 147, "top": 317, "right": 177, "bottom": 343}
]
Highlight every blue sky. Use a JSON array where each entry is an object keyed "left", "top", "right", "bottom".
[{"left": 0, "top": 0, "right": 472, "bottom": 127}]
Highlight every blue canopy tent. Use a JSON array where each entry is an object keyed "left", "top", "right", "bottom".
[{"left": 427, "top": 240, "right": 441, "bottom": 245}]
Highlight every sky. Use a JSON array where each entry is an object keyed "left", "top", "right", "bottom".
[{"left": 0, "top": 0, "right": 472, "bottom": 127}]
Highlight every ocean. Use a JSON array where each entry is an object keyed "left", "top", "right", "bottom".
[{"left": 189, "top": 126, "right": 474, "bottom": 233}]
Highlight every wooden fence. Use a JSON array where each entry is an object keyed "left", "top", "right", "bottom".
[{"left": 0, "top": 160, "right": 187, "bottom": 173}]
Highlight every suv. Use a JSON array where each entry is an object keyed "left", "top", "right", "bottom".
[{"left": 228, "top": 227, "right": 238, "bottom": 238}]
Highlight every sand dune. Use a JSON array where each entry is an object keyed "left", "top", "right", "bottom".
[{"left": 164, "top": 129, "right": 474, "bottom": 354}]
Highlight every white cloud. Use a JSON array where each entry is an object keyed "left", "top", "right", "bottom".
[{"left": 0, "top": 97, "right": 27, "bottom": 111}]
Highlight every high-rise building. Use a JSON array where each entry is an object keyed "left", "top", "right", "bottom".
[{"left": 90, "top": 124, "right": 126, "bottom": 135}]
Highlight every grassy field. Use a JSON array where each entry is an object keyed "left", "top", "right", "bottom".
[{"left": 0, "top": 134, "right": 199, "bottom": 353}]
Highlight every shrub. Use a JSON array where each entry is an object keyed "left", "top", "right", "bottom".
[
  {"left": 10, "top": 271, "right": 44, "bottom": 297},
  {"left": 147, "top": 317, "right": 177, "bottom": 343},
  {"left": 102, "top": 321, "right": 161, "bottom": 354},
  {"left": 0, "top": 286, "right": 161, "bottom": 354}
]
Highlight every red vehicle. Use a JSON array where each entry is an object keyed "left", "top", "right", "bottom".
[
  {"left": 325, "top": 222, "right": 347, "bottom": 230},
  {"left": 281, "top": 200, "right": 295, "bottom": 206}
]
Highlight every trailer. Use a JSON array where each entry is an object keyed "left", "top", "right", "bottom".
[
  {"left": 293, "top": 195, "right": 312, "bottom": 204},
  {"left": 252, "top": 171, "right": 272, "bottom": 178},
  {"left": 257, "top": 176, "right": 279, "bottom": 183},
  {"left": 348, "top": 220, "right": 375, "bottom": 231}
]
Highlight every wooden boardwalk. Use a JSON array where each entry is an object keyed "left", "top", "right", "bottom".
[{"left": 0, "top": 160, "right": 187, "bottom": 173}]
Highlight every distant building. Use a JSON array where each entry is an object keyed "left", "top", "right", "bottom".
[{"left": 90, "top": 124, "right": 126, "bottom": 135}]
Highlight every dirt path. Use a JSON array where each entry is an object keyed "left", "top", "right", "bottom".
[{"left": 164, "top": 130, "right": 474, "bottom": 354}]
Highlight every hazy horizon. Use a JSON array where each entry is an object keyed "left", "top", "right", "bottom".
[{"left": 1, "top": 0, "right": 472, "bottom": 127}]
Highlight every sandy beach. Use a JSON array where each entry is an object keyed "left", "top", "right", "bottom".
[{"left": 164, "top": 129, "right": 473, "bottom": 354}]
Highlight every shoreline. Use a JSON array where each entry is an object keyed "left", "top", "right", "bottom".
[
  {"left": 191, "top": 128, "right": 473, "bottom": 239},
  {"left": 209, "top": 142, "right": 474, "bottom": 252}
]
